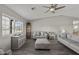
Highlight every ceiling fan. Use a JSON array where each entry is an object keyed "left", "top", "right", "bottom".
[{"left": 43, "top": 4, "right": 66, "bottom": 13}]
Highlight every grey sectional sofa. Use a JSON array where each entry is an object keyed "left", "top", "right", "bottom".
[{"left": 57, "top": 32, "right": 79, "bottom": 54}]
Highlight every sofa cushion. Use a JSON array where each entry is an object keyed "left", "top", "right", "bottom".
[
  {"left": 0, "top": 49, "right": 5, "bottom": 55},
  {"left": 71, "top": 35, "right": 79, "bottom": 43},
  {"left": 67, "top": 33, "right": 72, "bottom": 39},
  {"left": 59, "top": 32, "right": 67, "bottom": 39}
]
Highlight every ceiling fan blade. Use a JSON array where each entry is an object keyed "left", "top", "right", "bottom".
[
  {"left": 55, "top": 6, "right": 66, "bottom": 10},
  {"left": 44, "top": 9, "right": 49, "bottom": 13},
  {"left": 42, "top": 6, "right": 50, "bottom": 8}
]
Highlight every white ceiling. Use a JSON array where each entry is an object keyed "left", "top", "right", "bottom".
[{"left": 5, "top": 4, "right": 79, "bottom": 20}]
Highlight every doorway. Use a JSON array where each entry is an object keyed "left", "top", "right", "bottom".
[{"left": 26, "top": 22, "right": 31, "bottom": 39}]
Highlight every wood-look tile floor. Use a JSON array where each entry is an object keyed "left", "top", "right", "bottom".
[{"left": 12, "top": 39, "right": 78, "bottom": 55}]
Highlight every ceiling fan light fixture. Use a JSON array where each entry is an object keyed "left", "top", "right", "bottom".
[{"left": 50, "top": 8, "right": 55, "bottom": 12}]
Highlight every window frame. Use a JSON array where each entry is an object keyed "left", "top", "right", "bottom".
[
  {"left": 15, "top": 21, "right": 23, "bottom": 33},
  {"left": 2, "top": 15, "right": 10, "bottom": 36}
]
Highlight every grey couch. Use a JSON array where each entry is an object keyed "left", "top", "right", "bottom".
[
  {"left": 11, "top": 34, "right": 26, "bottom": 49},
  {"left": 32, "top": 32, "right": 48, "bottom": 39},
  {"left": 57, "top": 32, "right": 79, "bottom": 54}
]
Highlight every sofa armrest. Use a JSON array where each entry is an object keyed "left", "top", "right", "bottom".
[{"left": 0, "top": 39, "right": 11, "bottom": 52}]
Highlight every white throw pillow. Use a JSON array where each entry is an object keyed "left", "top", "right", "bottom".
[
  {"left": 67, "top": 33, "right": 72, "bottom": 39},
  {"left": 0, "top": 49, "right": 5, "bottom": 55},
  {"left": 59, "top": 33, "right": 67, "bottom": 38}
]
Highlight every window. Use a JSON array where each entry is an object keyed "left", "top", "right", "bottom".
[
  {"left": 73, "top": 20, "right": 79, "bottom": 35},
  {"left": 15, "top": 21, "right": 23, "bottom": 33},
  {"left": 2, "top": 16, "right": 10, "bottom": 36}
]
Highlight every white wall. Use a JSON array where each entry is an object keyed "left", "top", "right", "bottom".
[
  {"left": 0, "top": 5, "right": 27, "bottom": 50},
  {"left": 31, "top": 15, "right": 79, "bottom": 33}
]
